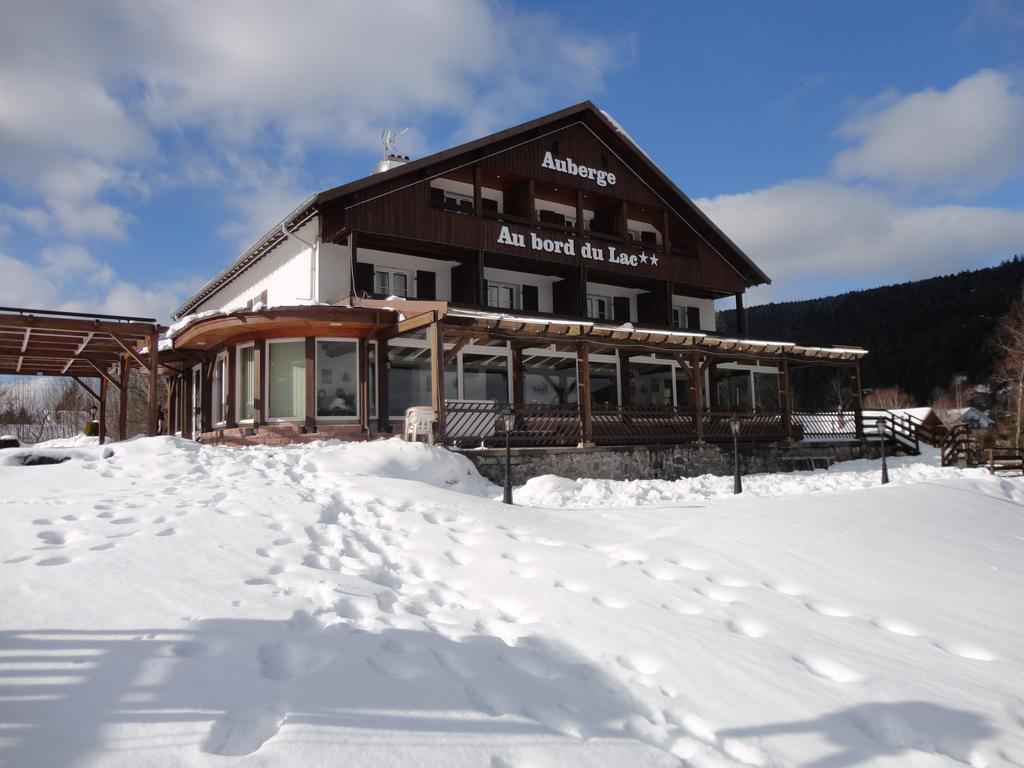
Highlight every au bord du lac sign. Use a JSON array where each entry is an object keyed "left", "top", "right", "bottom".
[{"left": 497, "top": 225, "right": 659, "bottom": 268}]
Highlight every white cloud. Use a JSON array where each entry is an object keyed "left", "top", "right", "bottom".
[
  {"left": 0, "top": 0, "right": 618, "bottom": 242},
  {"left": 831, "top": 69, "right": 1024, "bottom": 191},
  {"left": 0, "top": 248, "right": 198, "bottom": 322},
  {"left": 697, "top": 179, "right": 1024, "bottom": 303}
]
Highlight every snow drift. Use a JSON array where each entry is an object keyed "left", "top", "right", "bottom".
[{"left": 0, "top": 437, "right": 1022, "bottom": 767}]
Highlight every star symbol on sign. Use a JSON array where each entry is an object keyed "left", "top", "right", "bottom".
[
  {"left": 649, "top": 253, "right": 659, "bottom": 267},
  {"left": 639, "top": 252, "right": 649, "bottom": 264}
]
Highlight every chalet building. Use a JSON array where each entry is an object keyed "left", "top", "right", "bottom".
[{"left": 162, "top": 102, "right": 866, "bottom": 447}]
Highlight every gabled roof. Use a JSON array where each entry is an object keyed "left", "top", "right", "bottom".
[{"left": 174, "top": 101, "right": 769, "bottom": 319}]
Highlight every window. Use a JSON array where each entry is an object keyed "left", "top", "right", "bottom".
[
  {"left": 368, "top": 341, "right": 377, "bottom": 419},
  {"left": 268, "top": 340, "right": 305, "bottom": 420},
  {"left": 487, "top": 281, "right": 518, "bottom": 310},
  {"left": 524, "top": 356, "right": 578, "bottom": 405},
  {"left": 630, "top": 364, "right": 674, "bottom": 407},
  {"left": 388, "top": 344, "right": 431, "bottom": 417},
  {"left": 212, "top": 355, "right": 227, "bottom": 425},
  {"left": 587, "top": 294, "right": 611, "bottom": 320},
  {"left": 672, "top": 305, "right": 702, "bottom": 330},
  {"left": 374, "top": 269, "right": 409, "bottom": 298},
  {"left": 237, "top": 344, "right": 254, "bottom": 421},
  {"left": 316, "top": 340, "right": 358, "bottom": 418},
  {"left": 461, "top": 353, "right": 509, "bottom": 402}
]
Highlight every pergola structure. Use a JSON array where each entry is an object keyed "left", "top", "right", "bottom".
[{"left": 0, "top": 307, "right": 164, "bottom": 442}]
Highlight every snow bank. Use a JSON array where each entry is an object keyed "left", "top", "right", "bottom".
[{"left": 1, "top": 437, "right": 1022, "bottom": 767}]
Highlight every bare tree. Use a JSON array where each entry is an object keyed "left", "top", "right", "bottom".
[
  {"left": 991, "top": 295, "right": 1024, "bottom": 448},
  {"left": 863, "top": 386, "right": 913, "bottom": 410}
]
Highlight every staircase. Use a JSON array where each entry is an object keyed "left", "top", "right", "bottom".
[
  {"left": 939, "top": 424, "right": 977, "bottom": 468},
  {"left": 868, "top": 410, "right": 975, "bottom": 467}
]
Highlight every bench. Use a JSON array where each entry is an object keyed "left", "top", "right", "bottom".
[
  {"left": 781, "top": 455, "right": 836, "bottom": 472},
  {"left": 987, "top": 449, "right": 1024, "bottom": 475}
]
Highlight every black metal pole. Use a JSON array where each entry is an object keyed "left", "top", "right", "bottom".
[
  {"left": 880, "top": 419, "right": 890, "bottom": 485},
  {"left": 503, "top": 411, "right": 513, "bottom": 504},
  {"left": 733, "top": 431, "right": 742, "bottom": 494}
]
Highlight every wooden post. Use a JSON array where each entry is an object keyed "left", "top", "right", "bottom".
[
  {"left": 358, "top": 337, "right": 369, "bottom": 433},
  {"left": 576, "top": 189, "right": 585, "bottom": 235},
  {"left": 849, "top": 363, "right": 864, "bottom": 439},
  {"left": 182, "top": 368, "right": 192, "bottom": 440},
  {"left": 617, "top": 349, "right": 631, "bottom": 408},
  {"left": 707, "top": 361, "right": 719, "bottom": 408},
  {"left": 428, "top": 316, "right": 446, "bottom": 442},
  {"left": 163, "top": 370, "right": 172, "bottom": 435},
  {"left": 735, "top": 293, "right": 748, "bottom": 338},
  {"left": 510, "top": 346, "right": 524, "bottom": 406},
  {"left": 252, "top": 340, "right": 265, "bottom": 426},
  {"left": 200, "top": 359, "right": 212, "bottom": 435},
  {"left": 350, "top": 230, "right": 359, "bottom": 299},
  {"left": 579, "top": 266, "right": 588, "bottom": 318},
  {"left": 118, "top": 354, "right": 129, "bottom": 441},
  {"left": 147, "top": 330, "right": 159, "bottom": 436},
  {"left": 528, "top": 179, "right": 537, "bottom": 227},
  {"left": 578, "top": 341, "right": 593, "bottom": 445},
  {"left": 473, "top": 166, "right": 483, "bottom": 218},
  {"left": 226, "top": 345, "right": 237, "bottom": 428},
  {"left": 620, "top": 200, "right": 629, "bottom": 244},
  {"left": 376, "top": 337, "right": 390, "bottom": 432},
  {"left": 477, "top": 251, "right": 487, "bottom": 307},
  {"left": 98, "top": 376, "right": 108, "bottom": 444},
  {"left": 168, "top": 375, "right": 179, "bottom": 436},
  {"left": 304, "top": 337, "right": 317, "bottom": 433},
  {"left": 691, "top": 350, "right": 704, "bottom": 441},
  {"left": 780, "top": 359, "right": 793, "bottom": 440},
  {"left": 662, "top": 210, "right": 672, "bottom": 251}
]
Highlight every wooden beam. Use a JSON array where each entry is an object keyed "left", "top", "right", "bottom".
[
  {"left": 376, "top": 337, "right": 389, "bottom": 432},
  {"left": 617, "top": 348, "right": 631, "bottom": 408},
  {"left": 252, "top": 339, "right": 265, "bottom": 426},
  {"left": 357, "top": 337, "right": 369, "bottom": 433},
  {"left": 428, "top": 318, "right": 446, "bottom": 442},
  {"left": 849, "top": 363, "right": 864, "bottom": 440},
  {"left": 0, "top": 313, "right": 160, "bottom": 337},
  {"left": 511, "top": 346, "right": 524, "bottom": 407},
  {"left": 780, "top": 358, "right": 793, "bottom": 440},
  {"left": 578, "top": 341, "right": 592, "bottom": 445},
  {"left": 473, "top": 166, "right": 483, "bottom": 218},
  {"left": 110, "top": 332, "right": 149, "bottom": 370},
  {"left": 85, "top": 359, "right": 120, "bottom": 390},
  {"left": 691, "top": 350, "right": 704, "bottom": 441},
  {"left": 225, "top": 345, "right": 237, "bottom": 428},
  {"left": 386, "top": 310, "right": 439, "bottom": 338},
  {"left": 118, "top": 355, "right": 129, "bottom": 441},
  {"left": 443, "top": 337, "right": 470, "bottom": 365},
  {"left": 72, "top": 376, "right": 101, "bottom": 403},
  {"left": 304, "top": 336, "right": 316, "bottom": 433},
  {"left": 148, "top": 330, "right": 159, "bottom": 436},
  {"left": 20, "top": 328, "right": 30, "bottom": 353},
  {"left": 98, "top": 376, "right": 108, "bottom": 444}
]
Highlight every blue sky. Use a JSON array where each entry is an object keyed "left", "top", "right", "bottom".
[{"left": 1, "top": 0, "right": 1023, "bottom": 320}]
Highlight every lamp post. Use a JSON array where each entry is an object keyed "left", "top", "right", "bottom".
[
  {"left": 501, "top": 403, "right": 515, "bottom": 504},
  {"left": 729, "top": 413, "right": 742, "bottom": 494},
  {"left": 875, "top": 416, "right": 890, "bottom": 485},
  {"left": 89, "top": 404, "right": 97, "bottom": 421}
]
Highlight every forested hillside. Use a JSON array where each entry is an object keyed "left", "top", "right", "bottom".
[{"left": 718, "top": 258, "right": 1024, "bottom": 402}]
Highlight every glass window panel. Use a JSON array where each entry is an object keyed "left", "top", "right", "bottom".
[
  {"left": 373, "top": 271, "right": 390, "bottom": 295},
  {"left": 630, "top": 364, "right": 674, "bottom": 407},
  {"left": 674, "top": 370, "right": 693, "bottom": 409},
  {"left": 316, "top": 340, "right": 358, "bottom": 417},
  {"left": 523, "top": 358, "right": 578, "bottom": 404},
  {"left": 237, "top": 346, "right": 254, "bottom": 421},
  {"left": 392, "top": 273, "right": 408, "bottom": 297},
  {"left": 368, "top": 342, "right": 377, "bottom": 418},
  {"left": 389, "top": 348, "right": 431, "bottom": 417},
  {"left": 462, "top": 354, "right": 509, "bottom": 402},
  {"left": 715, "top": 371, "right": 753, "bottom": 412},
  {"left": 754, "top": 372, "right": 780, "bottom": 411},
  {"left": 590, "top": 361, "right": 618, "bottom": 408},
  {"left": 212, "top": 358, "right": 225, "bottom": 423},
  {"left": 269, "top": 341, "right": 305, "bottom": 419}
]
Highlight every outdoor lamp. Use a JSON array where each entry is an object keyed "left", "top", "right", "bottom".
[
  {"left": 89, "top": 404, "right": 98, "bottom": 420},
  {"left": 875, "top": 417, "right": 890, "bottom": 485},
  {"left": 729, "top": 413, "right": 742, "bottom": 494},
  {"left": 501, "top": 403, "right": 515, "bottom": 505}
]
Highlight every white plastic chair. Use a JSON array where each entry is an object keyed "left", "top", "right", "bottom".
[{"left": 405, "top": 406, "right": 437, "bottom": 444}]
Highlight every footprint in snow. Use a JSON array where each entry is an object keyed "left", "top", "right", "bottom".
[
  {"left": 695, "top": 586, "right": 739, "bottom": 604},
  {"left": 554, "top": 580, "right": 590, "bottom": 593},
  {"left": 37, "top": 530, "right": 66, "bottom": 546},
  {"left": 444, "top": 549, "right": 471, "bottom": 566},
  {"left": 616, "top": 653, "right": 660, "bottom": 676},
  {"left": 203, "top": 704, "right": 287, "bottom": 757},
  {"left": 90, "top": 543, "right": 115, "bottom": 551},
  {"left": 933, "top": 642, "right": 996, "bottom": 661},
  {"left": 805, "top": 602, "right": 855, "bottom": 618},
  {"left": 643, "top": 564, "right": 686, "bottom": 581},
  {"left": 4, "top": 555, "right": 33, "bottom": 564},
  {"left": 726, "top": 618, "right": 768, "bottom": 639},
  {"left": 872, "top": 618, "right": 920, "bottom": 636},
  {"left": 662, "top": 601, "right": 704, "bottom": 616},
  {"left": 706, "top": 574, "right": 750, "bottom": 588},
  {"left": 763, "top": 581, "right": 803, "bottom": 596},
  {"left": 592, "top": 595, "right": 627, "bottom": 609},
  {"left": 155, "top": 528, "right": 176, "bottom": 537},
  {"left": 794, "top": 655, "right": 864, "bottom": 683},
  {"left": 37, "top": 556, "right": 71, "bottom": 567}
]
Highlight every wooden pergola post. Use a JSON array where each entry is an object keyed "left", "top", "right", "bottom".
[
  {"left": 163, "top": 372, "right": 172, "bottom": 435},
  {"left": 118, "top": 354, "right": 129, "bottom": 441},
  {"left": 357, "top": 338, "right": 369, "bottom": 433},
  {"left": 376, "top": 337, "right": 390, "bottom": 432},
  {"left": 226, "top": 345, "right": 237, "bottom": 429},
  {"left": 147, "top": 330, "right": 159, "bottom": 436},
  {"left": 617, "top": 348, "right": 631, "bottom": 409},
  {"left": 304, "top": 336, "right": 317, "bottom": 433},
  {"left": 428, "top": 316, "right": 446, "bottom": 442},
  {"left": 252, "top": 340, "right": 265, "bottom": 426},
  {"left": 578, "top": 341, "right": 593, "bottom": 445},
  {"left": 510, "top": 346, "right": 525, "bottom": 406},
  {"left": 691, "top": 350, "right": 704, "bottom": 441},
  {"left": 98, "top": 376, "right": 108, "bottom": 444},
  {"left": 780, "top": 358, "right": 793, "bottom": 440},
  {"left": 849, "top": 363, "right": 864, "bottom": 440}
]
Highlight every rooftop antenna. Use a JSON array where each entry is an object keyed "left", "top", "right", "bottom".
[{"left": 382, "top": 128, "right": 409, "bottom": 158}]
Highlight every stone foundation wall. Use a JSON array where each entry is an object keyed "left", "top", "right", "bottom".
[{"left": 459, "top": 440, "right": 883, "bottom": 485}]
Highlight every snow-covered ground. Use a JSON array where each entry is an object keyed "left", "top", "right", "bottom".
[{"left": 1, "top": 438, "right": 1022, "bottom": 768}]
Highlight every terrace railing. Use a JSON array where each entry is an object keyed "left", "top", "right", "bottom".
[
  {"left": 591, "top": 405, "right": 697, "bottom": 445},
  {"left": 443, "top": 401, "right": 867, "bottom": 449}
]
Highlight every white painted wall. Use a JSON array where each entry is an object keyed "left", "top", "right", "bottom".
[
  {"left": 317, "top": 240, "right": 352, "bottom": 303},
  {"left": 355, "top": 247, "right": 455, "bottom": 300},
  {"left": 195, "top": 218, "right": 320, "bottom": 313},
  {"left": 483, "top": 267, "right": 558, "bottom": 312},
  {"left": 671, "top": 293, "right": 716, "bottom": 332},
  {"left": 586, "top": 280, "right": 644, "bottom": 323}
]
